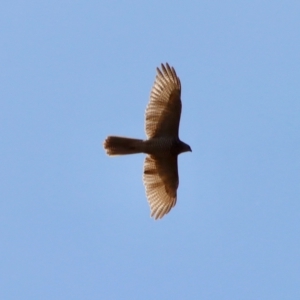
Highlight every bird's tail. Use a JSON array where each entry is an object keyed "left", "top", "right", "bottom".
[{"left": 104, "top": 136, "right": 144, "bottom": 156}]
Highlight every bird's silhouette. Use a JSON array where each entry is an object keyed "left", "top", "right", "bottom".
[{"left": 104, "top": 63, "right": 191, "bottom": 219}]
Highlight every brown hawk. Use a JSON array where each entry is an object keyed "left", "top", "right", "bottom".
[{"left": 104, "top": 63, "right": 191, "bottom": 219}]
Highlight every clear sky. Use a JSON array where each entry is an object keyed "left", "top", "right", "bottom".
[{"left": 1, "top": 1, "right": 300, "bottom": 299}]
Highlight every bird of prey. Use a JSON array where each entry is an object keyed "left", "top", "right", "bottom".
[{"left": 104, "top": 63, "right": 191, "bottom": 219}]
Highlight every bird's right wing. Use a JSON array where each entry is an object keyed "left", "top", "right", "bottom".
[
  {"left": 143, "top": 154, "right": 179, "bottom": 219},
  {"left": 145, "top": 63, "right": 182, "bottom": 139}
]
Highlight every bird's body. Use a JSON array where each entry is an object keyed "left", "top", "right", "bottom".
[
  {"left": 105, "top": 136, "right": 190, "bottom": 156},
  {"left": 104, "top": 63, "right": 191, "bottom": 219}
]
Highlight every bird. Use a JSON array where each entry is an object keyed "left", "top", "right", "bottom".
[{"left": 103, "top": 63, "right": 191, "bottom": 219}]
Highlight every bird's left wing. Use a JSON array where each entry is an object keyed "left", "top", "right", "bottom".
[{"left": 143, "top": 154, "right": 179, "bottom": 219}]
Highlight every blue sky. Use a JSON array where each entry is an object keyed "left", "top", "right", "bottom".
[{"left": 1, "top": 1, "right": 300, "bottom": 299}]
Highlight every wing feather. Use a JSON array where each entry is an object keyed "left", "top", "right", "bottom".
[
  {"left": 145, "top": 63, "right": 182, "bottom": 138},
  {"left": 143, "top": 155, "right": 179, "bottom": 219}
]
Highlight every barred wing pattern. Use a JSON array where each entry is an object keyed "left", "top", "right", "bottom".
[
  {"left": 145, "top": 63, "right": 182, "bottom": 139},
  {"left": 143, "top": 155, "right": 179, "bottom": 219}
]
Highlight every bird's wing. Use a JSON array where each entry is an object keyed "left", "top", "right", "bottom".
[
  {"left": 145, "top": 63, "right": 182, "bottom": 139},
  {"left": 143, "top": 154, "right": 179, "bottom": 219}
]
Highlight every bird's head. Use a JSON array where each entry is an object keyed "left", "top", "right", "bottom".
[{"left": 179, "top": 141, "right": 192, "bottom": 154}]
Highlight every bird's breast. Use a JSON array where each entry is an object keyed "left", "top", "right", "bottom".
[{"left": 143, "top": 137, "right": 178, "bottom": 156}]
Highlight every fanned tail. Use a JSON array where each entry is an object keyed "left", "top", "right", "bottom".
[{"left": 104, "top": 136, "right": 144, "bottom": 156}]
